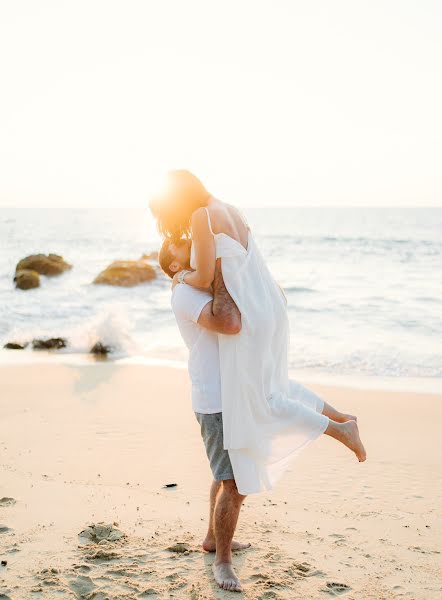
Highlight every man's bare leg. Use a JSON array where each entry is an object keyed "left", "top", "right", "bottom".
[
  {"left": 324, "top": 418, "right": 366, "bottom": 462},
  {"left": 202, "top": 479, "right": 250, "bottom": 552},
  {"left": 202, "top": 479, "right": 221, "bottom": 549},
  {"left": 212, "top": 479, "right": 246, "bottom": 592},
  {"left": 322, "top": 400, "right": 357, "bottom": 423}
]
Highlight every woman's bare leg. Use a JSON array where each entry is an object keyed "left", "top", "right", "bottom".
[{"left": 324, "top": 418, "right": 366, "bottom": 462}]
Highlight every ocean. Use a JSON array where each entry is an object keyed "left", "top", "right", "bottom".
[{"left": 1, "top": 206, "right": 441, "bottom": 390}]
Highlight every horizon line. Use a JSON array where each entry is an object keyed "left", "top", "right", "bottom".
[{"left": 1, "top": 204, "right": 441, "bottom": 210}]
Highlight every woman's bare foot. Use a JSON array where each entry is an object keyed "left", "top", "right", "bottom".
[
  {"left": 202, "top": 537, "right": 250, "bottom": 552},
  {"left": 340, "top": 420, "right": 366, "bottom": 461},
  {"left": 321, "top": 400, "right": 357, "bottom": 423},
  {"left": 326, "top": 419, "right": 366, "bottom": 462},
  {"left": 338, "top": 412, "right": 358, "bottom": 423},
  {"left": 212, "top": 561, "right": 242, "bottom": 592}
]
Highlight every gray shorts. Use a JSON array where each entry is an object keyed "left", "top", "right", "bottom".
[{"left": 194, "top": 411, "right": 235, "bottom": 481}]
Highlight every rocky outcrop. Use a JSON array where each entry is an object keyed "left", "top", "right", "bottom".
[
  {"left": 14, "top": 269, "right": 40, "bottom": 289},
  {"left": 93, "top": 260, "right": 156, "bottom": 287},
  {"left": 3, "top": 342, "right": 28, "bottom": 349},
  {"left": 90, "top": 342, "right": 112, "bottom": 355},
  {"left": 14, "top": 254, "right": 71, "bottom": 290},
  {"left": 4, "top": 338, "right": 66, "bottom": 350},
  {"left": 15, "top": 254, "right": 72, "bottom": 277},
  {"left": 15, "top": 253, "right": 72, "bottom": 276},
  {"left": 32, "top": 338, "right": 67, "bottom": 350}
]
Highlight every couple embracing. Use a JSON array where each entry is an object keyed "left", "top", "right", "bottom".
[{"left": 149, "top": 170, "right": 366, "bottom": 593}]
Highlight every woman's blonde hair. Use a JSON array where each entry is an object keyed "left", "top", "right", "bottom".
[{"left": 149, "top": 170, "right": 210, "bottom": 240}]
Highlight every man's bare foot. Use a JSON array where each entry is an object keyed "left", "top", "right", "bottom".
[
  {"left": 202, "top": 537, "right": 251, "bottom": 552},
  {"left": 339, "top": 420, "right": 366, "bottom": 461},
  {"left": 212, "top": 561, "right": 242, "bottom": 592}
]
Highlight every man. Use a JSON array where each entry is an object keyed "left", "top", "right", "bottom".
[{"left": 159, "top": 238, "right": 248, "bottom": 593}]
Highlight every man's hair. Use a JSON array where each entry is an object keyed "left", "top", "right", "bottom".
[{"left": 159, "top": 238, "right": 189, "bottom": 279}]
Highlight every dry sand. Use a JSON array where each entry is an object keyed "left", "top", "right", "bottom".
[{"left": 0, "top": 361, "right": 441, "bottom": 599}]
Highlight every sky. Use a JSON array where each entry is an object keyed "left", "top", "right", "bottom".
[{"left": 0, "top": 0, "right": 441, "bottom": 208}]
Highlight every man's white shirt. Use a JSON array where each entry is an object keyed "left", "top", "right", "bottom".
[{"left": 171, "top": 283, "right": 222, "bottom": 414}]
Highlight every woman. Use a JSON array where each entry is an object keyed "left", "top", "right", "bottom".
[{"left": 150, "top": 170, "right": 366, "bottom": 495}]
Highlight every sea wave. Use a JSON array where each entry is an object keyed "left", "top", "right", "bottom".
[
  {"left": 2, "top": 206, "right": 441, "bottom": 383},
  {"left": 3, "top": 306, "right": 142, "bottom": 358}
]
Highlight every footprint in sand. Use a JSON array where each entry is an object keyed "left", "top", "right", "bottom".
[
  {"left": 138, "top": 588, "right": 160, "bottom": 597},
  {"left": 408, "top": 546, "right": 440, "bottom": 555},
  {"left": 289, "top": 561, "right": 325, "bottom": 578},
  {"left": 33, "top": 567, "right": 63, "bottom": 591},
  {"left": 328, "top": 533, "right": 347, "bottom": 546},
  {"left": 322, "top": 581, "right": 352, "bottom": 595},
  {"left": 72, "top": 563, "right": 91, "bottom": 573},
  {"left": 250, "top": 572, "right": 272, "bottom": 581},
  {"left": 83, "top": 547, "right": 121, "bottom": 561},
  {"left": 67, "top": 574, "right": 96, "bottom": 597},
  {"left": 262, "top": 551, "right": 283, "bottom": 563}
]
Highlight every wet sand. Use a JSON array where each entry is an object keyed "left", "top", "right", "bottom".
[{"left": 0, "top": 362, "right": 441, "bottom": 599}]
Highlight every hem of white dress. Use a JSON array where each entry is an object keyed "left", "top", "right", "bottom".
[{"left": 193, "top": 407, "right": 223, "bottom": 414}]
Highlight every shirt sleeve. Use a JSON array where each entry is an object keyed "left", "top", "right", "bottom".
[{"left": 171, "top": 284, "right": 213, "bottom": 323}]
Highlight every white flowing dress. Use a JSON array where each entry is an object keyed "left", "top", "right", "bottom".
[{"left": 190, "top": 208, "right": 330, "bottom": 495}]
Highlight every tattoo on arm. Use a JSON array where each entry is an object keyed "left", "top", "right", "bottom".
[{"left": 212, "top": 258, "right": 240, "bottom": 320}]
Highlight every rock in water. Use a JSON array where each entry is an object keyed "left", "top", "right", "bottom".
[
  {"left": 3, "top": 342, "right": 28, "bottom": 350},
  {"left": 90, "top": 342, "right": 112, "bottom": 355},
  {"left": 14, "top": 269, "right": 40, "bottom": 289},
  {"left": 32, "top": 338, "right": 67, "bottom": 350},
  {"left": 93, "top": 260, "right": 156, "bottom": 287},
  {"left": 15, "top": 253, "right": 72, "bottom": 276}
]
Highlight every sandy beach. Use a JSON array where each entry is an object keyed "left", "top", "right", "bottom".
[{"left": 0, "top": 360, "right": 441, "bottom": 599}]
